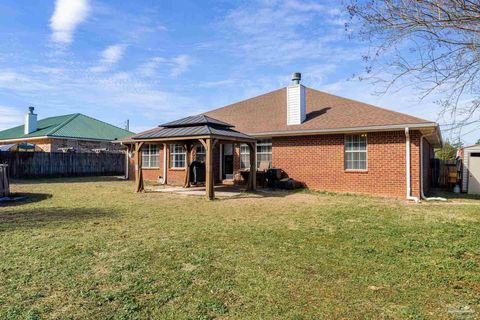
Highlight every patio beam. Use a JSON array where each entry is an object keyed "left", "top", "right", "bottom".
[
  {"left": 183, "top": 142, "right": 193, "bottom": 188},
  {"left": 198, "top": 138, "right": 207, "bottom": 149},
  {"left": 129, "top": 135, "right": 255, "bottom": 144},
  {"left": 205, "top": 138, "right": 215, "bottom": 200}
]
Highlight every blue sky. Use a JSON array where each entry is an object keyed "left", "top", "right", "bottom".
[{"left": 0, "top": 0, "right": 477, "bottom": 144}]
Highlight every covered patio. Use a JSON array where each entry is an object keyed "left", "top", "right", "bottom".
[{"left": 127, "top": 115, "right": 257, "bottom": 200}]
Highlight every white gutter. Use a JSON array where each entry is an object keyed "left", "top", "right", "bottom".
[
  {"left": 162, "top": 143, "right": 167, "bottom": 184},
  {"left": 405, "top": 128, "right": 420, "bottom": 203},
  {"left": 420, "top": 135, "right": 447, "bottom": 201},
  {"left": 249, "top": 122, "right": 438, "bottom": 137}
]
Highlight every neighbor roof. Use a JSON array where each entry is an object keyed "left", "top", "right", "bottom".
[
  {"left": 0, "top": 113, "right": 134, "bottom": 141},
  {"left": 204, "top": 87, "right": 437, "bottom": 135}
]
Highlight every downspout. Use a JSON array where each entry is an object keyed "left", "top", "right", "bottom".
[
  {"left": 405, "top": 128, "right": 420, "bottom": 203},
  {"left": 162, "top": 143, "right": 167, "bottom": 184},
  {"left": 420, "top": 135, "right": 447, "bottom": 201}
]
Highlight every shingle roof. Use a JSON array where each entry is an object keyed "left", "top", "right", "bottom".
[
  {"left": 0, "top": 113, "right": 134, "bottom": 141},
  {"left": 204, "top": 87, "right": 437, "bottom": 135},
  {"left": 161, "top": 115, "right": 233, "bottom": 128}
]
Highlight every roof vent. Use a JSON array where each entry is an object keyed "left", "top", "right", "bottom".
[
  {"left": 291, "top": 72, "right": 301, "bottom": 84},
  {"left": 24, "top": 106, "right": 37, "bottom": 135},
  {"left": 287, "top": 73, "right": 306, "bottom": 125}
]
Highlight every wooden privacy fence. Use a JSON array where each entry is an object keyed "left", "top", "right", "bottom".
[
  {"left": 0, "top": 152, "right": 125, "bottom": 179},
  {"left": 0, "top": 164, "right": 9, "bottom": 197},
  {"left": 432, "top": 159, "right": 462, "bottom": 188}
]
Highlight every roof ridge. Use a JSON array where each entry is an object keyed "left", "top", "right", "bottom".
[
  {"left": 204, "top": 85, "right": 434, "bottom": 124},
  {"left": 201, "top": 87, "right": 286, "bottom": 116},
  {"left": 306, "top": 87, "right": 434, "bottom": 123},
  {"left": 204, "top": 124, "right": 213, "bottom": 135},
  {"left": 74, "top": 113, "right": 134, "bottom": 134},
  {"left": 46, "top": 113, "right": 80, "bottom": 136},
  {"left": 0, "top": 113, "right": 77, "bottom": 137}
]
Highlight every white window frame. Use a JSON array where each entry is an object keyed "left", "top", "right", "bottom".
[
  {"left": 170, "top": 144, "right": 186, "bottom": 169},
  {"left": 142, "top": 144, "right": 160, "bottom": 168},
  {"left": 195, "top": 144, "right": 206, "bottom": 163},
  {"left": 240, "top": 144, "right": 250, "bottom": 169},
  {"left": 344, "top": 134, "right": 368, "bottom": 171},
  {"left": 256, "top": 139, "right": 272, "bottom": 168}
]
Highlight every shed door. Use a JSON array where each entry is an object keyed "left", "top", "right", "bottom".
[{"left": 468, "top": 154, "right": 480, "bottom": 195}]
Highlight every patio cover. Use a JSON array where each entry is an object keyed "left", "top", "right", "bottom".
[{"left": 124, "top": 115, "right": 257, "bottom": 199}]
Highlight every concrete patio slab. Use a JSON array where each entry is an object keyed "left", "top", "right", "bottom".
[{"left": 146, "top": 185, "right": 257, "bottom": 198}]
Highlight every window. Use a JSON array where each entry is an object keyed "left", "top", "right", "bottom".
[
  {"left": 142, "top": 144, "right": 159, "bottom": 168},
  {"left": 170, "top": 144, "right": 186, "bottom": 168},
  {"left": 257, "top": 139, "right": 272, "bottom": 168},
  {"left": 240, "top": 140, "right": 272, "bottom": 170},
  {"left": 196, "top": 145, "right": 206, "bottom": 163},
  {"left": 240, "top": 144, "right": 250, "bottom": 169},
  {"left": 345, "top": 134, "right": 367, "bottom": 170}
]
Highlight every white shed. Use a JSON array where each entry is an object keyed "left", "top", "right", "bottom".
[{"left": 462, "top": 145, "right": 480, "bottom": 194}]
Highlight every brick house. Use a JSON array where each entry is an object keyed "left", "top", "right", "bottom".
[
  {"left": 125, "top": 73, "right": 442, "bottom": 199},
  {"left": 0, "top": 107, "right": 133, "bottom": 153}
]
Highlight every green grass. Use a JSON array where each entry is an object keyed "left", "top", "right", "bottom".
[{"left": 1, "top": 177, "right": 479, "bottom": 319}]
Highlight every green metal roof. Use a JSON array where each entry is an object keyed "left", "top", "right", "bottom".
[{"left": 0, "top": 113, "right": 134, "bottom": 141}]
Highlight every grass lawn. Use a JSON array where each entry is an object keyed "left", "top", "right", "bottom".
[{"left": 1, "top": 178, "right": 479, "bottom": 319}]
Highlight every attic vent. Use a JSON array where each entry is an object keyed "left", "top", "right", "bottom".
[{"left": 287, "top": 73, "right": 306, "bottom": 125}]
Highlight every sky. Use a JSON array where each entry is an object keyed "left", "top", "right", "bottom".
[{"left": 0, "top": 0, "right": 477, "bottom": 145}]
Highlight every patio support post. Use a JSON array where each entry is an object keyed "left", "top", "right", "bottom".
[
  {"left": 183, "top": 142, "right": 193, "bottom": 188},
  {"left": 124, "top": 144, "right": 130, "bottom": 180},
  {"left": 247, "top": 142, "right": 256, "bottom": 191},
  {"left": 205, "top": 138, "right": 215, "bottom": 200},
  {"left": 135, "top": 142, "right": 145, "bottom": 193}
]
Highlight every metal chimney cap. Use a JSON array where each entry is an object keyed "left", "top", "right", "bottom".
[
  {"left": 28, "top": 106, "right": 35, "bottom": 114},
  {"left": 291, "top": 72, "right": 301, "bottom": 84}
]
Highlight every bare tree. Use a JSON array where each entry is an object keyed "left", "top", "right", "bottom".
[{"left": 347, "top": 0, "right": 480, "bottom": 140}]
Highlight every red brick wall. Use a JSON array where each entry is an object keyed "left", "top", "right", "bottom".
[
  {"left": 232, "top": 143, "right": 247, "bottom": 182},
  {"left": 50, "top": 138, "right": 124, "bottom": 153},
  {"left": 410, "top": 130, "right": 422, "bottom": 198},
  {"left": 134, "top": 131, "right": 428, "bottom": 198},
  {"left": 138, "top": 143, "right": 164, "bottom": 182},
  {"left": 138, "top": 143, "right": 213, "bottom": 185},
  {"left": 143, "top": 168, "right": 162, "bottom": 181},
  {"left": 128, "top": 154, "right": 135, "bottom": 180},
  {"left": 272, "top": 131, "right": 423, "bottom": 198}
]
